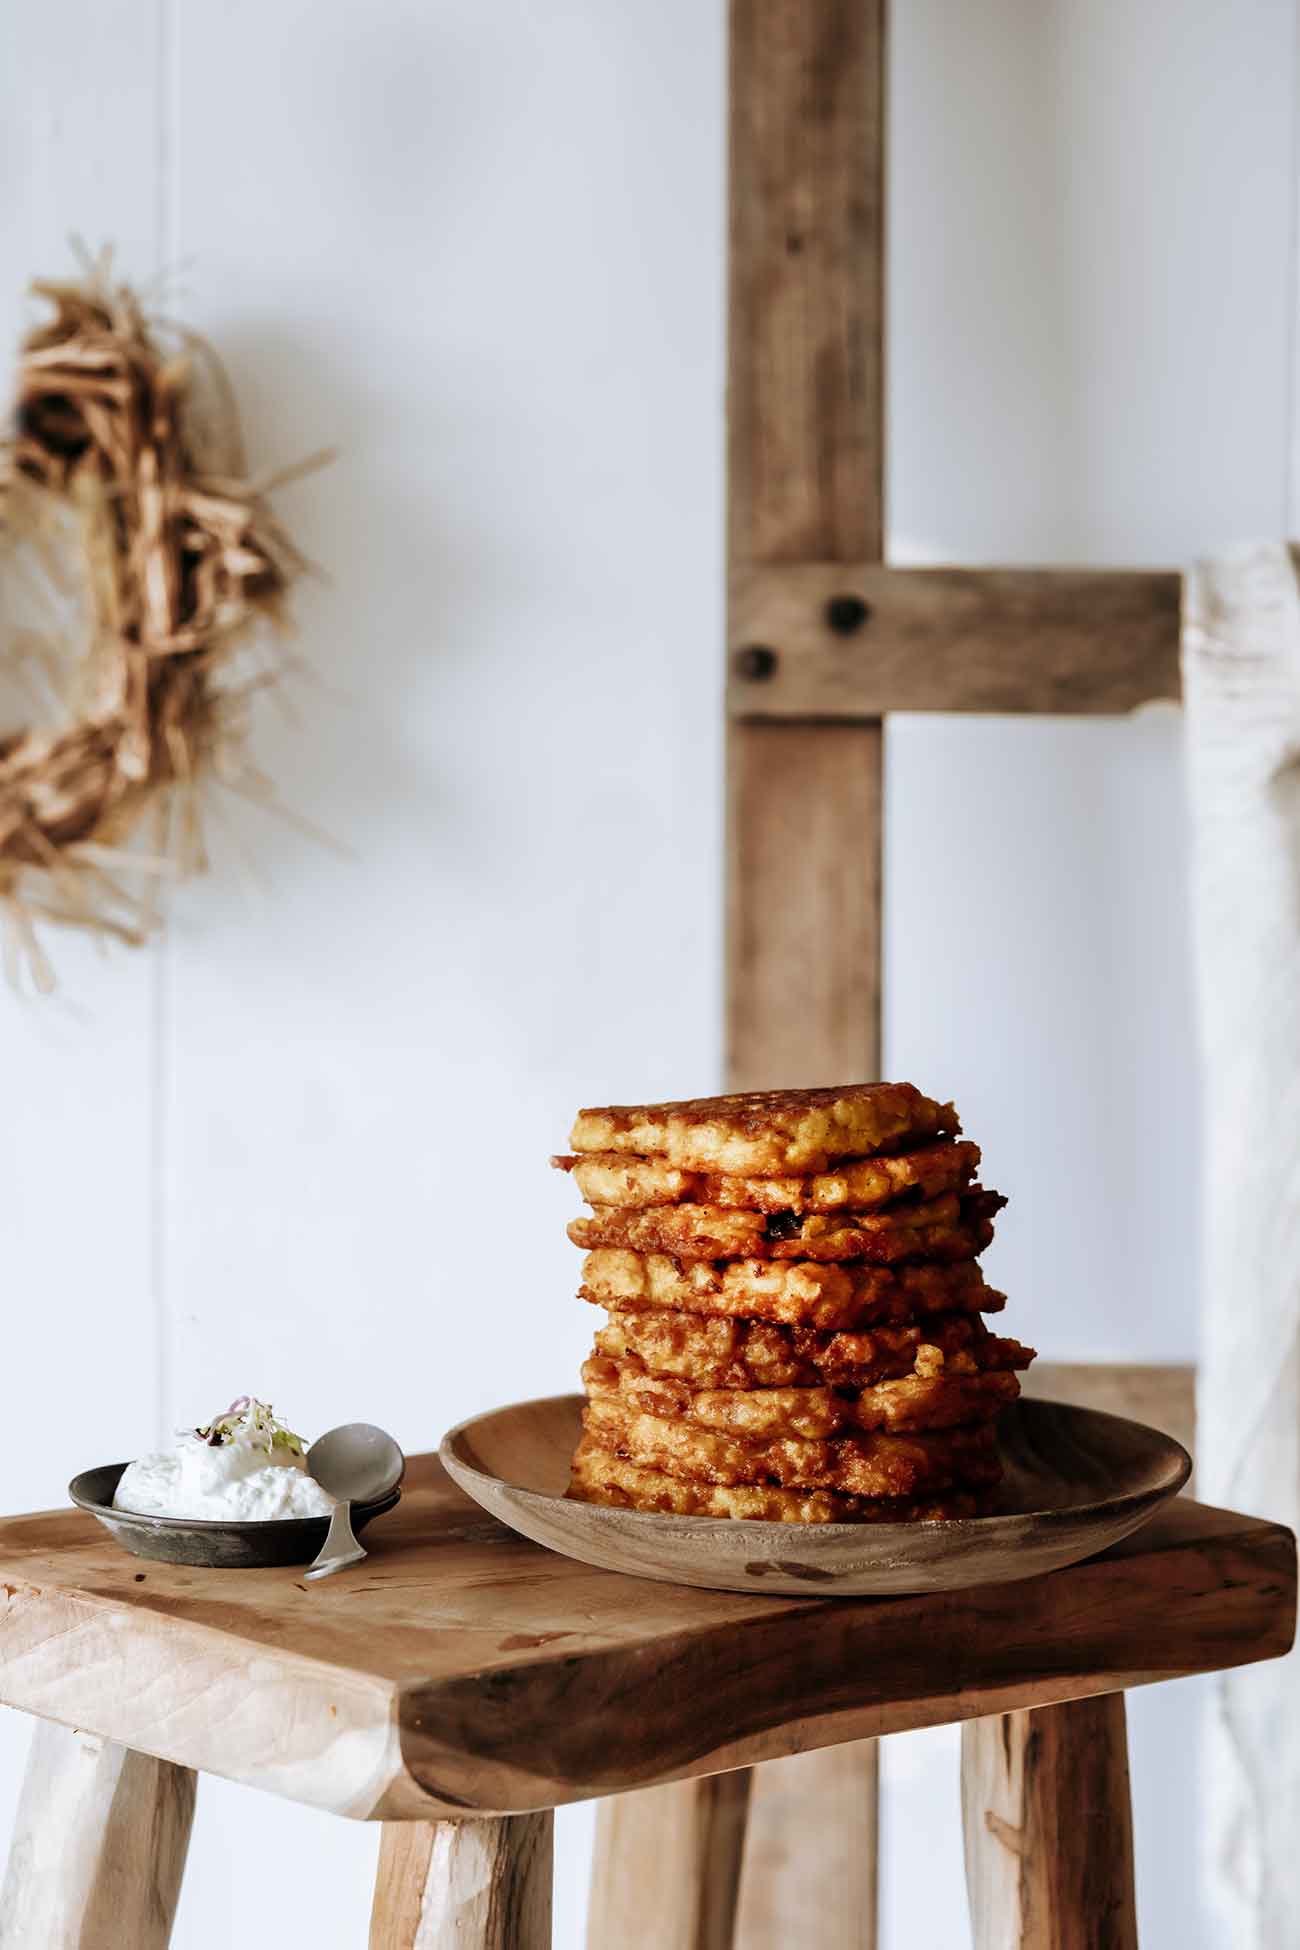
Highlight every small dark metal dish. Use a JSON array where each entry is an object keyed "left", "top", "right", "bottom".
[{"left": 69, "top": 1463, "right": 401, "bottom": 1570}]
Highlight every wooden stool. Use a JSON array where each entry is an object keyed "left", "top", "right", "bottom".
[{"left": 0, "top": 1452, "right": 1291, "bottom": 1949}]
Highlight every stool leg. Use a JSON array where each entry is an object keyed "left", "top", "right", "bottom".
[
  {"left": 370, "top": 1812, "right": 553, "bottom": 1949},
  {"left": 0, "top": 1721, "right": 195, "bottom": 1949},
  {"left": 961, "top": 1694, "right": 1138, "bottom": 1950},
  {"left": 735, "top": 1744, "right": 879, "bottom": 1949},
  {"left": 587, "top": 1771, "right": 752, "bottom": 1950}
]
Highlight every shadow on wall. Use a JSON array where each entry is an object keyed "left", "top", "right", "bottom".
[{"left": 183, "top": 319, "right": 483, "bottom": 888}]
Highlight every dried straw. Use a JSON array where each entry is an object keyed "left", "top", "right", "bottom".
[{"left": 0, "top": 262, "right": 323, "bottom": 988}]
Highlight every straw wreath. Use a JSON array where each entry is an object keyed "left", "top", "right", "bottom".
[{"left": 0, "top": 258, "right": 323, "bottom": 990}]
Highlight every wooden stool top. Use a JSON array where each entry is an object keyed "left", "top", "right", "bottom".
[{"left": 0, "top": 1455, "right": 1291, "bottom": 1820}]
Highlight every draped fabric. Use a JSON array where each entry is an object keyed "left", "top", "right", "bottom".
[{"left": 1184, "top": 543, "right": 1300, "bottom": 1949}]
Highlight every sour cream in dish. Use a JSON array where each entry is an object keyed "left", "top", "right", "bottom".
[{"left": 113, "top": 1397, "right": 335, "bottom": 1522}]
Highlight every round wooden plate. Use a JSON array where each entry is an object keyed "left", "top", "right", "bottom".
[{"left": 440, "top": 1394, "right": 1191, "bottom": 1597}]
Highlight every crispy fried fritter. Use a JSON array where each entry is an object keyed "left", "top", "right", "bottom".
[
  {"left": 580, "top": 1250, "right": 1003, "bottom": 1331},
  {"left": 569, "top": 1188, "right": 1002, "bottom": 1264},
  {"left": 582, "top": 1351, "right": 1021, "bottom": 1438},
  {"left": 594, "top": 1309, "right": 1033, "bottom": 1388},
  {"left": 552, "top": 1139, "right": 980, "bottom": 1214},
  {"left": 580, "top": 1397, "right": 1001, "bottom": 1495},
  {"left": 567, "top": 1440, "right": 995, "bottom": 1523},
  {"left": 569, "top": 1082, "right": 959, "bottom": 1175}
]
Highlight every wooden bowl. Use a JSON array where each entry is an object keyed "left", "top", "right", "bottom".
[
  {"left": 68, "top": 1464, "right": 401, "bottom": 1570},
  {"left": 440, "top": 1394, "right": 1191, "bottom": 1597}
]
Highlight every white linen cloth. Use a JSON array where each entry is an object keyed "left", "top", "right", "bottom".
[{"left": 1183, "top": 542, "right": 1300, "bottom": 1949}]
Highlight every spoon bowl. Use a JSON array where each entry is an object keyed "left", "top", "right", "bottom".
[
  {"left": 309, "top": 1423, "right": 405, "bottom": 1504},
  {"left": 304, "top": 1424, "right": 404, "bottom": 1582}
]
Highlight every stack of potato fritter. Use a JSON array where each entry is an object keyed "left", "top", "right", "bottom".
[{"left": 554, "top": 1083, "right": 1035, "bottom": 1523}]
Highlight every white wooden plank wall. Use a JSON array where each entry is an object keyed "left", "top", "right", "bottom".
[
  {"left": 0, "top": 2, "right": 724, "bottom": 1943},
  {"left": 0, "top": 0, "right": 165, "bottom": 1898},
  {"left": 0, "top": 5, "right": 1295, "bottom": 1947}
]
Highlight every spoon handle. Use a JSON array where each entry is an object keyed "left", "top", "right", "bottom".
[{"left": 304, "top": 1500, "right": 366, "bottom": 1582}]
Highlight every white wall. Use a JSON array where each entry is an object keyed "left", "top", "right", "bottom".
[
  {"left": 0, "top": 3, "right": 1295, "bottom": 1946},
  {"left": 884, "top": 5, "right": 1297, "bottom": 1947}
]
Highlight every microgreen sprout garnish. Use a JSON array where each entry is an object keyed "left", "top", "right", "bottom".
[{"left": 186, "top": 1398, "right": 308, "bottom": 1456}]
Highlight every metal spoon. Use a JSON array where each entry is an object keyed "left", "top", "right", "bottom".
[{"left": 303, "top": 1422, "right": 405, "bottom": 1582}]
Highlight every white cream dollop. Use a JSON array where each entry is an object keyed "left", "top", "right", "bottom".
[{"left": 114, "top": 1398, "right": 335, "bottom": 1522}]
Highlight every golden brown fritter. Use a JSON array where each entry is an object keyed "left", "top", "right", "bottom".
[
  {"left": 582, "top": 1351, "right": 1021, "bottom": 1439},
  {"left": 580, "top": 1249, "right": 1003, "bottom": 1331},
  {"left": 567, "top": 1441, "right": 995, "bottom": 1523},
  {"left": 593, "top": 1309, "right": 1032, "bottom": 1388},
  {"left": 569, "top": 1082, "right": 959, "bottom": 1175},
  {"left": 552, "top": 1139, "right": 980, "bottom": 1214},
  {"left": 568, "top": 1188, "right": 1002, "bottom": 1264},
  {"left": 580, "top": 1397, "right": 1002, "bottom": 1496}
]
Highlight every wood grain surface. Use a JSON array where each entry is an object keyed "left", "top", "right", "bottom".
[
  {"left": 961, "top": 1695, "right": 1137, "bottom": 1950},
  {"left": 587, "top": 1772, "right": 751, "bottom": 1950},
  {"left": 0, "top": 1722, "right": 194, "bottom": 1950},
  {"left": 0, "top": 1451, "right": 1289, "bottom": 1821},
  {"left": 726, "top": 0, "right": 883, "bottom": 563},
  {"left": 729, "top": 564, "right": 1182, "bottom": 720},
  {"left": 735, "top": 1744, "right": 877, "bottom": 1950},
  {"left": 727, "top": 720, "right": 881, "bottom": 1088},
  {"left": 725, "top": 0, "right": 885, "bottom": 1093},
  {"left": 724, "top": 0, "right": 888, "bottom": 1929},
  {"left": 1025, "top": 1361, "right": 1196, "bottom": 1484},
  {"left": 369, "top": 1813, "right": 552, "bottom": 1950}
]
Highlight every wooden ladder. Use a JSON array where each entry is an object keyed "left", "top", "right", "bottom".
[{"left": 587, "top": 5, "right": 1187, "bottom": 1946}]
